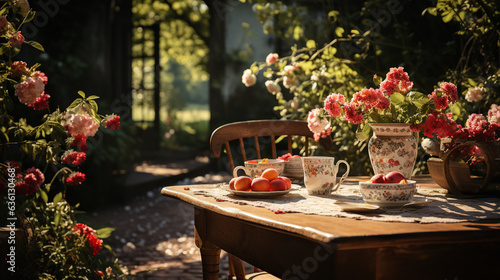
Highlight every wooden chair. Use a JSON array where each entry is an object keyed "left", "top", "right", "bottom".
[{"left": 209, "top": 119, "right": 328, "bottom": 280}]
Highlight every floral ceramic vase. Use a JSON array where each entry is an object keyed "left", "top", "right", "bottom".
[{"left": 368, "top": 123, "right": 417, "bottom": 179}]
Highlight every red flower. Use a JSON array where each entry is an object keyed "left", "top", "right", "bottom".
[
  {"left": 439, "top": 82, "right": 458, "bottom": 103},
  {"left": 71, "top": 134, "right": 88, "bottom": 152},
  {"left": 62, "top": 151, "right": 86, "bottom": 166},
  {"left": 105, "top": 116, "right": 120, "bottom": 130},
  {"left": 428, "top": 90, "right": 449, "bottom": 110},
  {"left": 28, "top": 92, "right": 50, "bottom": 110},
  {"left": 73, "top": 223, "right": 102, "bottom": 255},
  {"left": 86, "top": 233, "right": 103, "bottom": 255},
  {"left": 14, "top": 167, "right": 44, "bottom": 196},
  {"left": 95, "top": 270, "right": 104, "bottom": 277},
  {"left": 343, "top": 102, "right": 364, "bottom": 124},
  {"left": 66, "top": 172, "right": 85, "bottom": 186}
]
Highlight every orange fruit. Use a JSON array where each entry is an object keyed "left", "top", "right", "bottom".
[{"left": 261, "top": 168, "right": 279, "bottom": 181}]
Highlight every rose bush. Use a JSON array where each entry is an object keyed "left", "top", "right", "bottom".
[{"left": 0, "top": 2, "right": 123, "bottom": 278}]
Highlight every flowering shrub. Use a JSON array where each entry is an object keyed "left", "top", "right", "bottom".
[{"left": 0, "top": 2, "right": 123, "bottom": 278}]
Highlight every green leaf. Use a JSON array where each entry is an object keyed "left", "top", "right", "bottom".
[
  {"left": 67, "top": 98, "right": 83, "bottom": 110},
  {"left": 77, "top": 90, "right": 86, "bottom": 98},
  {"left": 86, "top": 95, "right": 100, "bottom": 100},
  {"left": 54, "top": 212, "right": 61, "bottom": 226},
  {"left": 24, "top": 41, "right": 45, "bottom": 52},
  {"left": 306, "top": 40, "right": 316, "bottom": 49},
  {"left": 390, "top": 92, "right": 405, "bottom": 105},
  {"left": 442, "top": 11, "right": 454, "bottom": 23},
  {"left": 355, "top": 124, "right": 371, "bottom": 142},
  {"left": 40, "top": 190, "right": 48, "bottom": 204},
  {"left": 373, "top": 75, "right": 383, "bottom": 87},
  {"left": 89, "top": 100, "right": 99, "bottom": 115},
  {"left": 53, "top": 192, "right": 63, "bottom": 204},
  {"left": 96, "top": 227, "right": 115, "bottom": 239}
]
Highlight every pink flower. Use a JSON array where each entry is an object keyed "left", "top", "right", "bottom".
[
  {"left": 62, "top": 151, "right": 86, "bottom": 165},
  {"left": 379, "top": 67, "right": 413, "bottom": 96},
  {"left": 28, "top": 92, "right": 50, "bottom": 110},
  {"left": 323, "top": 93, "right": 345, "bottom": 117},
  {"left": 352, "top": 88, "right": 389, "bottom": 110},
  {"left": 0, "top": 16, "right": 8, "bottom": 34},
  {"left": 488, "top": 104, "right": 500, "bottom": 123},
  {"left": 9, "top": 61, "right": 28, "bottom": 78},
  {"left": 307, "top": 108, "right": 331, "bottom": 141},
  {"left": 14, "top": 75, "right": 46, "bottom": 105},
  {"left": 71, "top": 134, "right": 88, "bottom": 152},
  {"left": 265, "top": 80, "right": 281, "bottom": 94},
  {"left": 8, "top": 31, "right": 24, "bottom": 47},
  {"left": 65, "top": 113, "right": 99, "bottom": 137},
  {"left": 343, "top": 102, "right": 364, "bottom": 124},
  {"left": 266, "top": 53, "right": 279, "bottom": 64},
  {"left": 66, "top": 172, "right": 86, "bottom": 186},
  {"left": 241, "top": 69, "right": 256, "bottom": 87},
  {"left": 106, "top": 116, "right": 120, "bottom": 130}
]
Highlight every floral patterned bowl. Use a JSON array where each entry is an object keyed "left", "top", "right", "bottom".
[{"left": 359, "top": 180, "right": 417, "bottom": 207}]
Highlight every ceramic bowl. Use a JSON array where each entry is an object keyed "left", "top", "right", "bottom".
[
  {"left": 283, "top": 157, "right": 304, "bottom": 179},
  {"left": 233, "top": 159, "right": 285, "bottom": 178},
  {"left": 359, "top": 180, "right": 417, "bottom": 207}
]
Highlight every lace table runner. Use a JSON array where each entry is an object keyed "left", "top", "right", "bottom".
[{"left": 192, "top": 182, "right": 500, "bottom": 223}]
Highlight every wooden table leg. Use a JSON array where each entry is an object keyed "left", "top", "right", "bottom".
[{"left": 195, "top": 224, "right": 221, "bottom": 280}]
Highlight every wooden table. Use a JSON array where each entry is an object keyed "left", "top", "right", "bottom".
[{"left": 161, "top": 176, "right": 500, "bottom": 279}]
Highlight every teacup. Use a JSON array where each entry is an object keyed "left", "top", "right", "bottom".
[
  {"left": 233, "top": 159, "right": 285, "bottom": 178},
  {"left": 301, "top": 156, "right": 350, "bottom": 195}
]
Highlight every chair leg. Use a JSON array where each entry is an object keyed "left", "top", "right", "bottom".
[{"left": 228, "top": 253, "right": 246, "bottom": 280}]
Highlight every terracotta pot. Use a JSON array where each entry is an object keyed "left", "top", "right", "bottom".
[{"left": 368, "top": 123, "right": 418, "bottom": 179}]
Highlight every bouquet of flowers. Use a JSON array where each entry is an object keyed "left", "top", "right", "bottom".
[{"left": 309, "top": 66, "right": 459, "bottom": 142}]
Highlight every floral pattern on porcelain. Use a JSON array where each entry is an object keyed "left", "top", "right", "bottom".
[
  {"left": 302, "top": 157, "right": 350, "bottom": 195},
  {"left": 368, "top": 124, "right": 417, "bottom": 179},
  {"left": 359, "top": 181, "right": 417, "bottom": 206}
]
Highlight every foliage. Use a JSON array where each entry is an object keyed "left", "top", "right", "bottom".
[
  {"left": 240, "top": 0, "right": 500, "bottom": 175},
  {"left": 0, "top": 1, "right": 124, "bottom": 278}
]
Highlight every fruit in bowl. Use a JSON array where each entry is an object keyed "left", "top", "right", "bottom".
[
  {"left": 230, "top": 168, "right": 292, "bottom": 192},
  {"left": 360, "top": 172, "right": 416, "bottom": 206},
  {"left": 278, "top": 153, "right": 303, "bottom": 179}
]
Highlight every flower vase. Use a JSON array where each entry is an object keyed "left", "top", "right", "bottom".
[{"left": 368, "top": 123, "right": 418, "bottom": 179}]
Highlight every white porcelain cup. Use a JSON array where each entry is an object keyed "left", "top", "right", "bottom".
[{"left": 301, "top": 156, "right": 350, "bottom": 195}]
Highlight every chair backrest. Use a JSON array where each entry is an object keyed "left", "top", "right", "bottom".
[{"left": 210, "top": 120, "right": 318, "bottom": 171}]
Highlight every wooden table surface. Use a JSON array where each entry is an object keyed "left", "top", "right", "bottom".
[{"left": 161, "top": 176, "right": 500, "bottom": 279}]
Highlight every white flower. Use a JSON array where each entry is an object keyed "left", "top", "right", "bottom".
[
  {"left": 488, "top": 104, "right": 500, "bottom": 123},
  {"left": 465, "top": 87, "right": 485, "bottom": 102},
  {"left": 241, "top": 69, "right": 256, "bottom": 87},
  {"left": 265, "top": 80, "right": 281, "bottom": 94}
]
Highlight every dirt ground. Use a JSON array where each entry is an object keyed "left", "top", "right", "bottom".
[{"left": 84, "top": 172, "right": 239, "bottom": 279}]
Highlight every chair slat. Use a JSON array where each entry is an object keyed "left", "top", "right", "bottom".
[
  {"left": 304, "top": 137, "right": 309, "bottom": 156},
  {"left": 225, "top": 142, "right": 235, "bottom": 171},
  {"left": 287, "top": 135, "right": 293, "bottom": 154},
  {"left": 271, "top": 135, "right": 277, "bottom": 159},
  {"left": 254, "top": 136, "right": 261, "bottom": 159},
  {"left": 239, "top": 138, "right": 247, "bottom": 163}
]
